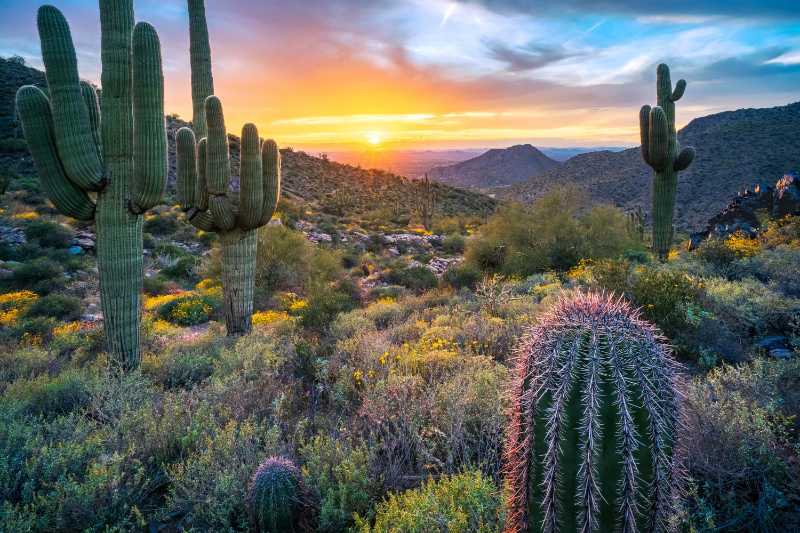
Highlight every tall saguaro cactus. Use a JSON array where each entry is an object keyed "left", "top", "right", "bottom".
[
  {"left": 16, "top": 2, "right": 166, "bottom": 370},
  {"left": 176, "top": 99, "right": 280, "bottom": 335},
  {"left": 504, "top": 292, "right": 682, "bottom": 533},
  {"left": 187, "top": 0, "right": 213, "bottom": 140},
  {"left": 639, "top": 63, "right": 695, "bottom": 261}
]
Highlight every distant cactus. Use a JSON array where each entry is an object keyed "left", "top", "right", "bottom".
[
  {"left": 416, "top": 174, "right": 437, "bottom": 230},
  {"left": 639, "top": 64, "right": 695, "bottom": 261},
  {"left": 504, "top": 291, "right": 683, "bottom": 533},
  {"left": 627, "top": 206, "right": 646, "bottom": 243},
  {"left": 178, "top": 0, "right": 279, "bottom": 336},
  {"left": 16, "top": 2, "right": 167, "bottom": 370},
  {"left": 246, "top": 456, "right": 317, "bottom": 533}
]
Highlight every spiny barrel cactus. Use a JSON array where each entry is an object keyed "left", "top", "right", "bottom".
[
  {"left": 639, "top": 63, "right": 695, "bottom": 261},
  {"left": 504, "top": 292, "right": 682, "bottom": 533},
  {"left": 175, "top": 99, "right": 280, "bottom": 335},
  {"left": 246, "top": 456, "right": 317, "bottom": 533},
  {"left": 16, "top": 2, "right": 166, "bottom": 370}
]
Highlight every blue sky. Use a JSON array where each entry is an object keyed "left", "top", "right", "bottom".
[{"left": 1, "top": 0, "right": 798, "bottom": 148}]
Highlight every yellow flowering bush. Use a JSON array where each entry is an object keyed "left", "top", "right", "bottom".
[
  {"left": 0, "top": 291, "right": 39, "bottom": 326},
  {"left": 252, "top": 310, "right": 292, "bottom": 326},
  {"left": 52, "top": 321, "right": 82, "bottom": 338},
  {"left": 725, "top": 231, "right": 760, "bottom": 258},
  {"left": 11, "top": 211, "right": 39, "bottom": 220},
  {"left": 144, "top": 292, "right": 186, "bottom": 311}
]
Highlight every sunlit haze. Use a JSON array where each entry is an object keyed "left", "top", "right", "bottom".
[{"left": 1, "top": 0, "right": 798, "bottom": 151}]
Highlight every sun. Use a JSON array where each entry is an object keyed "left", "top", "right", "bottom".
[{"left": 365, "top": 131, "right": 383, "bottom": 146}]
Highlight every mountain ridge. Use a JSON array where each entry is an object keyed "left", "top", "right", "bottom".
[{"left": 427, "top": 143, "right": 561, "bottom": 188}]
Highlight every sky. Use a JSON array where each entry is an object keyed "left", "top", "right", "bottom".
[{"left": 1, "top": 0, "right": 799, "bottom": 150}]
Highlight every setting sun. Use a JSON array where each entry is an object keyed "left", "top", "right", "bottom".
[{"left": 366, "top": 131, "right": 384, "bottom": 146}]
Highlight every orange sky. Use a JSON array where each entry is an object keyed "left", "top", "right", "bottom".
[{"left": 2, "top": 0, "right": 798, "bottom": 150}]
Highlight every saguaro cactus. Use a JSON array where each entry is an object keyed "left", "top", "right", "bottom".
[
  {"left": 639, "top": 64, "right": 695, "bottom": 261},
  {"left": 187, "top": 0, "right": 213, "bottom": 140},
  {"left": 416, "top": 173, "right": 437, "bottom": 231},
  {"left": 16, "top": 2, "right": 166, "bottom": 370},
  {"left": 176, "top": 99, "right": 280, "bottom": 335},
  {"left": 504, "top": 292, "right": 682, "bottom": 533},
  {"left": 246, "top": 456, "right": 317, "bottom": 532}
]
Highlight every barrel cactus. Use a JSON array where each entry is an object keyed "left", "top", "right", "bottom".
[
  {"left": 15, "top": 2, "right": 166, "bottom": 370},
  {"left": 639, "top": 63, "right": 695, "bottom": 261},
  {"left": 175, "top": 102, "right": 280, "bottom": 335},
  {"left": 246, "top": 456, "right": 316, "bottom": 533},
  {"left": 504, "top": 291, "right": 683, "bottom": 533}
]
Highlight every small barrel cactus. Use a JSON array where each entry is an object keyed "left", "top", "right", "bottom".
[
  {"left": 246, "top": 456, "right": 317, "bottom": 533},
  {"left": 639, "top": 63, "right": 695, "bottom": 261},
  {"left": 504, "top": 291, "right": 682, "bottom": 533},
  {"left": 16, "top": 2, "right": 167, "bottom": 370}
]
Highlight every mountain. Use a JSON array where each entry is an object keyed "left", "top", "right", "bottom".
[
  {"left": 0, "top": 56, "right": 496, "bottom": 220},
  {"left": 501, "top": 102, "right": 800, "bottom": 230},
  {"left": 427, "top": 144, "right": 561, "bottom": 188}
]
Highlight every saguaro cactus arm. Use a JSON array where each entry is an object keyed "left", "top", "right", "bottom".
[
  {"left": 130, "top": 21, "right": 167, "bottom": 214},
  {"left": 260, "top": 139, "right": 281, "bottom": 226},
  {"left": 37, "top": 5, "right": 105, "bottom": 191},
  {"left": 188, "top": 0, "right": 214, "bottom": 140},
  {"left": 238, "top": 123, "right": 264, "bottom": 230},
  {"left": 16, "top": 85, "right": 96, "bottom": 221}
]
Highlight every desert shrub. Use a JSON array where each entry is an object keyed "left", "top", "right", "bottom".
[
  {"left": 682, "top": 359, "right": 800, "bottom": 531},
  {"left": 4, "top": 257, "right": 66, "bottom": 294},
  {"left": 256, "top": 224, "right": 313, "bottom": 292},
  {"left": 442, "top": 233, "right": 466, "bottom": 254},
  {"left": 159, "top": 350, "right": 217, "bottom": 389},
  {"left": 299, "top": 281, "right": 359, "bottom": 331},
  {"left": 0, "top": 346, "right": 51, "bottom": 386},
  {"left": 143, "top": 274, "right": 171, "bottom": 295},
  {"left": 363, "top": 298, "right": 407, "bottom": 330},
  {"left": 695, "top": 236, "right": 738, "bottom": 271},
  {"left": 143, "top": 211, "right": 179, "bottom": 235},
  {"left": 385, "top": 266, "right": 438, "bottom": 292},
  {"left": 23, "top": 293, "right": 82, "bottom": 321},
  {"left": 443, "top": 263, "right": 481, "bottom": 289},
  {"left": 22, "top": 219, "right": 72, "bottom": 249},
  {"left": 160, "top": 255, "right": 199, "bottom": 282},
  {"left": 163, "top": 420, "right": 278, "bottom": 531},
  {"left": 157, "top": 295, "right": 217, "bottom": 326},
  {"left": 331, "top": 311, "right": 375, "bottom": 341},
  {"left": 704, "top": 277, "right": 800, "bottom": 337},
  {"left": 735, "top": 245, "right": 800, "bottom": 297},
  {"left": 465, "top": 188, "right": 633, "bottom": 276},
  {"left": 4, "top": 371, "right": 93, "bottom": 417},
  {"left": 354, "top": 471, "right": 504, "bottom": 533},
  {"left": 759, "top": 215, "right": 800, "bottom": 249},
  {"left": 301, "top": 435, "right": 376, "bottom": 532}
]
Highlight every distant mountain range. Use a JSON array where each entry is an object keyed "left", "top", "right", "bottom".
[
  {"left": 427, "top": 144, "right": 561, "bottom": 188},
  {"left": 499, "top": 102, "right": 800, "bottom": 230}
]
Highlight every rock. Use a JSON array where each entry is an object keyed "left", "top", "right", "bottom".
[
  {"left": 0, "top": 268, "right": 13, "bottom": 280},
  {"left": 772, "top": 174, "right": 800, "bottom": 218},
  {"left": 0, "top": 223, "right": 26, "bottom": 246},
  {"left": 757, "top": 336, "right": 788, "bottom": 351},
  {"left": 267, "top": 218, "right": 283, "bottom": 227},
  {"left": 387, "top": 247, "right": 400, "bottom": 257},
  {"left": 307, "top": 231, "right": 332, "bottom": 243},
  {"left": 427, "top": 256, "right": 462, "bottom": 276},
  {"left": 769, "top": 348, "right": 795, "bottom": 359},
  {"left": 68, "top": 245, "right": 84, "bottom": 255}
]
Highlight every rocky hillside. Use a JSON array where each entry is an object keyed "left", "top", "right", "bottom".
[
  {"left": 0, "top": 56, "right": 495, "bottom": 219},
  {"left": 427, "top": 143, "right": 560, "bottom": 188},
  {"left": 501, "top": 102, "right": 800, "bottom": 230}
]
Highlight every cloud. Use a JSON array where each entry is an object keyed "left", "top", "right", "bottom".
[
  {"left": 457, "top": 0, "right": 800, "bottom": 18},
  {"left": 484, "top": 41, "right": 579, "bottom": 72}
]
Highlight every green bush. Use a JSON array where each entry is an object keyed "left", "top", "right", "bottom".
[
  {"left": 22, "top": 219, "right": 72, "bottom": 249},
  {"left": 355, "top": 471, "right": 504, "bottom": 532},
  {"left": 5, "top": 372, "right": 93, "bottom": 417},
  {"left": 464, "top": 187, "right": 634, "bottom": 276},
  {"left": 143, "top": 212, "right": 179, "bottom": 235},
  {"left": 160, "top": 255, "right": 199, "bottom": 282},
  {"left": 301, "top": 435, "right": 375, "bottom": 532},
  {"left": 385, "top": 266, "right": 438, "bottom": 292},
  {"left": 629, "top": 267, "right": 704, "bottom": 344},
  {"left": 23, "top": 293, "right": 82, "bottom": 321},
  {"left": 682, "top": 358, "right": 800, "bottom": 531},
  {"left": 161, "top": 350, "right": 217, "bottom": 389},
  {"left": 4, "top": 257, "right": 66, "bottom": 294},
  {"left": 443, "top": 263, "right": 481, "bottom": 290},
  {"left": 299, "top": 281, "right": 359, "bottom": 331},
  {"left": 157, "top": 295, "right": 218, "bottom": 326},
  {"left": 442, "top": 233, "right": 465, "bottom": 254}
]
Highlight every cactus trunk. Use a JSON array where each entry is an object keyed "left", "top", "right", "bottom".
[
  {"left": 651, "top": 167, "right": 677, "bottom": 258},
  {"left": 220, "top": 229, "right": 257, "bottom": 335}
]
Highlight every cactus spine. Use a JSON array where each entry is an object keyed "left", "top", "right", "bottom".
[
  {"left": 504, "top": 292, "right": 682, "bottom": 533},
  {"left": 639, "top": 64, "right": 695, "bottom": 261},
  {"left": 246, "top": 456, "right": 317, "bottom": 533},
  {"left": 178, "top": 0, "right": 280, "bottom": 336},
  {"left": 16, "top": 2, "right": 166, "bottom": 370}
]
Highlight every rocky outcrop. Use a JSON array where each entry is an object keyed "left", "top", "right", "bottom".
[{"left": 689, "top": 173, "right": 800, "bottom": 248}]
